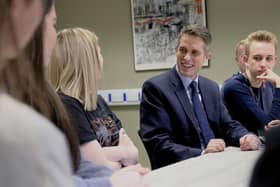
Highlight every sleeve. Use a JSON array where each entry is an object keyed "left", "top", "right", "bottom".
[
  {"left": 74, "top": 154, "right": 113, "bottom": 187},
  {"left": 73, "top": 176, "right": 112, "bottom": 187},
  {"left": 97, "top": 95, "right": 122, "bottom": 129},
  {"left": 77, "top": 155, "right": 113, "bottom": 178},
  {"left": 223, "top": 80, "right": 280, "bottom": 130},
  {"left": 60, "top": 94, "right": 97, "bottom": 144},
  {"left": 218, "top": 92, "right": 248, "bottom": 146},
  {"left": 139, "top": 80, "right": 202, "bottom": 169}
]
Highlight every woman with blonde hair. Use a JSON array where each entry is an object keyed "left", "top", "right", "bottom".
[
  {"left": 5, "top": 3, "right": 148, "bottom": 187},
  {"left": 49, "top": 28, "right": 139, "bottom": 170}
]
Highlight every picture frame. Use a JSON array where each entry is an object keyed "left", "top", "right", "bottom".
[{"left": 131, "top": 0, "right": 208, "bottom": 71}]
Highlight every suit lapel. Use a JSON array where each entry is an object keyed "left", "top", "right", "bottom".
[{"left": 169, "top": 68, "right": 201, "bottom": 133}]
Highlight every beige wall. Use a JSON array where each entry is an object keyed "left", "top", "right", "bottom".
[{"left": 56, "top": 0, "right": 280, "bottom": 168}]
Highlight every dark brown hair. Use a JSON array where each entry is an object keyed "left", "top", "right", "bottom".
[
  {"left": 0, "top": 1, "right": 80, "bottom": 171},
  {"left": 0, "top": 0, "right": 8, "bottom": 29},
  {"left": 177, "top": 24, "right": 212, "bottom": 51}
]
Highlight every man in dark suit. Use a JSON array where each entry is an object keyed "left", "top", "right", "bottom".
[{"left": 139, "top": 24, "right": 261, "bottom": 170}]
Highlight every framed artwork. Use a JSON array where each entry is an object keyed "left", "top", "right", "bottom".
[{"left": 131, "top": 0, "right": 208, "bottom": 71}]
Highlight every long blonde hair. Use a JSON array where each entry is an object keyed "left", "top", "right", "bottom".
[{"left": 48, "top": 28, "right": 103, "bottom": 111}]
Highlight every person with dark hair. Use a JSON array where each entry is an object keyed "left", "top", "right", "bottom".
[
  {"left": 139, "top": 24, "right": 261, "bottom": 169},
  {"left": 0, "top": 0, "right": 75, "bottom": 186},
  {"left": 249, "top": 126, "right": 280, "bottom": 187}
]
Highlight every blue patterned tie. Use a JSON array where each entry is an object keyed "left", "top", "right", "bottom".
[{"left": 190, "top": 81, "right": 214, "bottom": 146}]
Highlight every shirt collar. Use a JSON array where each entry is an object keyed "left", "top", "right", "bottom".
[{"left": 175, "top": 65, "right": 199, "bottom": 90}]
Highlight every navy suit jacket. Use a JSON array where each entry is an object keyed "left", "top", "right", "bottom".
[{"left": 139, "top": 67, "right": 248, "bottom": 169}]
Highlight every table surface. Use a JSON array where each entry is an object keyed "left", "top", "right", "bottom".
[{"left": 144, "top": 147, "right": 262, "bottom": 187}]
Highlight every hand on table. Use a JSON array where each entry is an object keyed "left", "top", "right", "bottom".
[
  {"left": 204, "top": 139, "right": 226, "bottom": 154},
  {"left": 240, "top": 134, "right": 261, "bottom": 151}
]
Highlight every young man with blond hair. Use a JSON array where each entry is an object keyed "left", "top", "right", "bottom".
[{"left": 223, "top": 30, "right": 280, "bottom": 135}]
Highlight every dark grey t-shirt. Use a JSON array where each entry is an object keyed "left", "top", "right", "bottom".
[{"left": 60, "top": 93, "right": 122, "bottom": 146}]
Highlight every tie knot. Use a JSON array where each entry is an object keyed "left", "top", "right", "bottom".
[{"left": 190, "top": 81, "right": 198, "bottom": 92}]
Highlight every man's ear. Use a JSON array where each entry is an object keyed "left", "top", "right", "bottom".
[
  {"left": 274, "top": 55, "right": 278, "bottom": 66},
  {"left": 243, "top": 55, "right": 249, "bottom": 66},
  {"left": 206, "top": 52, "right": 211, "bottom": 61}
]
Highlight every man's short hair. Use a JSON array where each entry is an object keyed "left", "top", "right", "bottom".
[
  {"left": 177, "top": 24, "right": 212, "bottom": 51},
  {"left": 235, "top": 39, "right": 247, "bottom": 59},
  {"left": 245, "top": 30, "right": 278, "bottom": 56}
]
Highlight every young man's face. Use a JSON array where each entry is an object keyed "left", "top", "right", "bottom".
[
  {"left": 176, "top": 34, "right": 209, "bottom": 80},
  {"left": 244, "top": 41, "right": 277, "bottom": 78}
]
